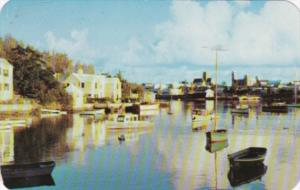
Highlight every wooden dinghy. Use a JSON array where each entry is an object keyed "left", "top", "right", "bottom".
[
  {"left": 1, "top": 161, "right": 55, "bottom": 179},
  {"left": 228, "top": 163, "right": 267, "bottom": 187},
  {"left": 228, "top": 147, "right": 267, "bottom": 167}
]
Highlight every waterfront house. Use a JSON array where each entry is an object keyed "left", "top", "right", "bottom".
[
  {"left": 65, "top": 84, "right": 84, "bottom": 110},
  {"left": 104, "top": 77, "right": 122, "bottom": 102},
  {"left": 0, "top": 58, "right": 13, "bottom": 101},
  {"left": 64, "top": 68, "right": 106, "bottom": 101}
]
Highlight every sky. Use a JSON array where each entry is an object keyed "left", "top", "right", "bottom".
[{"left": 0, "top": 0, "right": 299, "bottom": 84}]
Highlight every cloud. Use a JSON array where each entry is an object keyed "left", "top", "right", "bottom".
[
  {"left": 45, "top": 29, "right": 97, "bottom": 62},
  {"left": 152, "top": 1, "right": 300, "bottom": 67},
  {"left": 0, "top": 0, "right": 9, "bottom": 12}
]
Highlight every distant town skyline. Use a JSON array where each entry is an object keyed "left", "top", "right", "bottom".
[{"left": 0, "top": 0, "right": 299, "bottom": 84}]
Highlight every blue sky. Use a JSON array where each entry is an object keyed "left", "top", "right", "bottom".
[{"left": 0, "top": 0, "right": 299, "bottom": 84}]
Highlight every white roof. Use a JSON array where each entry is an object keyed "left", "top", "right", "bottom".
[
  {"left": 106, "top": 77, "right": 120, "bottom": 83},
  {"left": 72, "top": 73, "right": 105, "bottom": 83},
  {"left": 66, "top": 84, "right": 83, "bottom": 95}
]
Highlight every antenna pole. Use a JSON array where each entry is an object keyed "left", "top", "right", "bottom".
[{"left": 214, "top": 50, "right": 218, "bottom": 130}]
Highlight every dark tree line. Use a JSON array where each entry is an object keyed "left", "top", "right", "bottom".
[{"left": 0, "top": 34, "right": 95, "bottom": 107}]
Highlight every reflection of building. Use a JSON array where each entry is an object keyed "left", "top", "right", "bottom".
[
  {"left": 66, "top": 114, "right": 107, "bottom": 152},
  {"left": 65, "top": 84, "right": 84, "bottom": 110},
  {"left": 0, "top": 129, "right": 14, "bottom": 164},
  {"left": 104, "top": 77, "right": 122, "bottom": 102},
  {"left": 0, "top": 58, "right": 13, "bottom": 101}
]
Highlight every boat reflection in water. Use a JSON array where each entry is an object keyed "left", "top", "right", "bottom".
[
  {"left": 228, "top": 163, "right": 267, "bottom": 187},
  {"left": 205, "top": 140, "right": 228, "bottom": 153},
  {"left": 205, "top": 133, "right": 228, "bottom": 189},
  {"left": 227, "top": 147, "right": 268, "bottom": 187},
  {"left": 1, "top": 161, "right": 56, "bottom": 189},
  {"left": 3, "top": 175, "right": 55, "bottom": 189}
]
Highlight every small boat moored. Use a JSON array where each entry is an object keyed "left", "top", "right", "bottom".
[
  {"left": 239, "top": 95, "right": 261, "bottom": 103},
  {"left": 1, "top": 161, "right": 56, "bottom": 179},
  {"left": 262, "top": 102, "right": 288, "bottom": 113},
  {"left": 228, "top": 147, "right": 267, "bottom": 167},
  {"left": 80, "top": 109, "right": 105, "bottom": 116},
  {"left": 206, "top": 129, "right": 228, "bottom": 143},
  {"left": 105, "top": 113, "right": 153, "bottom": 130},
  {"left": 191, "top": 109, "right": 212, "bottom": 130},
  {"left": 205, "top": 140, "right": 228, "bottom": 153},
  {"left": 118, "top": 134, "right": 125, "bottom": 142},
  {"left": 231, "top": 105, "right": 249, "bottom": 114}
]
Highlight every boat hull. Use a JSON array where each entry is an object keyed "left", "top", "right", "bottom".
[
  {"left": 205, "top": 140, "right": 228, "bottom": 153},
  {"left": 262, "top": 106, "right": 288, "bottom": 113},
  {"left": 206, "top": 130, "right": 227, "bottom": 143},
  {"left": 231, "top": 108, "right": 249, "bottom": 114},
  {"left": 1, "top": 161, "right": 55, "bottom": 179},
  {"left": 3, "top": 175, "right": 55, "bottom": 189},
  {"left": 105, "top": 121, "right": 152, "bottom": 130},
  {"left": 228, "top": 163, "right": 267, "bottom": 187},
  {"left": 228, "top": 147, "right": 267, "bottom": 167},
  {"left": 288, "top": 103, "right": 300, "bottom": 108}
]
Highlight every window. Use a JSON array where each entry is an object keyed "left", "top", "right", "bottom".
[
  {"left": 0, "top": 83, "right": 2, "bottom": 91},
  {"left": 81, "top": 82, "right": 85, "bottom": 88},
  {"left": 3, "top": 69, "right": 8, "bottom": 77},
  {"left": 95, "top": 83, "right": 98, "bottom": 89},
  {"left": 117, "top": 116, "right": 124, "bottom": 122},
  {"left": 4, "top": 83, "right": 9, "bottom": 91},
  {"left": 0, "top": 68, "right": 2, "bottom": 75}
]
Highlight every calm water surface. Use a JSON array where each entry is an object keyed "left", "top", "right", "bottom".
[{"left": 1, "top": 100, "right": 300, "bottom": 190}]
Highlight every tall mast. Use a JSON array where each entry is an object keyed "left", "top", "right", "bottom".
[{"left": 214, "top": 50, "right": 218, "bottom": 130}]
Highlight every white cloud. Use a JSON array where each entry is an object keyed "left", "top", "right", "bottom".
[
  {"left": 153, "top": 1, "right": 300, "bottom": 66},
  {"left": 0, "top": 0, "right": 9, "bottom": 12},
  {"left": 45, "top": 29, "right": 97, "bottom": 62}
]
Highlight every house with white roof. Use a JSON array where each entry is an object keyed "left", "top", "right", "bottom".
[
  {"left": 65, "top": 84, "right": 84, "bottom": 110},
  {"left": 0, "top": 58, "right": 13, "bottom": 101},
  {"left": 64, "top": 68, "right": 106, "bottom": 101}
]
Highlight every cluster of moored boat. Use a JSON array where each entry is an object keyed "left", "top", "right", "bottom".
[{"left": 205, "top": 133, "right": 268, "bottom": 187}]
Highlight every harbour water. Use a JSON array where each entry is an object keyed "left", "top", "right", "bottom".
[{"left": 1, "top": 100, "right": 300, "bottom": 190}]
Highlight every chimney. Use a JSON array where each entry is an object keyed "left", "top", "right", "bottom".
[{"left": 77, "top": 66, "right": 84, "bottom": 74}]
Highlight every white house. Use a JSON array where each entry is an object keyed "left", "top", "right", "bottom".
[
  {"left": 205, "top": 88, "right": 214, "bottom": 98},
  {"left": 0, "top": 58, "right": 13, "bottom": 101},
  {"left": 64, "top": 68, "right": 106, "bottom": 101},
  {"left": 65, "top": 84, "right": 84, "bottom": 110},
  {"left": 104, "top": 77, "right": 121, "bottom": 102}
]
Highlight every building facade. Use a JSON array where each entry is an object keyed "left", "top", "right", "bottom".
[
  {"left": 64, "top": 69, "right": 121, "bottom": 103},
  {"left": 64, "top": 69, "right": 106, "bottom": 101},
  {"left": 104, "top": 77, "right": 122, "bottom": 102},
  {"left": 0, "top": 58, "right": 13, "bottom": 101}
]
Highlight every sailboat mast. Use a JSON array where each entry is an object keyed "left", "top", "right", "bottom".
[
  {"left": 295, "top": 83, "right": 297, "bottom": 104},
  {"left": 214, "top": 50, "right": 218, "bottom": 129},
  {"left": 214, "top": 152, "right": 218, "bottom": 190}
]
